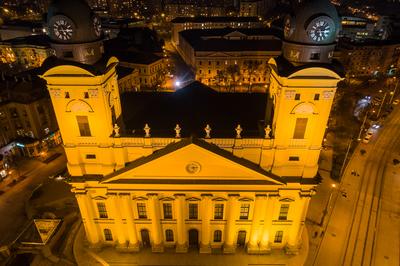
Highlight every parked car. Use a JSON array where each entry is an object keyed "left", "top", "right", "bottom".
[
  {"left": 362, "top": 131, "right": 373, "bottom": 143},
  {"left": 393, "top": 99, "right": 399, "bottom": 105}
]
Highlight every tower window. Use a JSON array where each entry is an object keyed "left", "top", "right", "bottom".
[
  {"left": 86, "top": 154, "right": 96, "bottom": 159},
  {"left": 65, "top": 92, "right": 70, "bottom": 98},
  {"left": 289, "top": 156, "right": 299, "bottom": 161},
  {"left": 293, "top": 118, "right": 308, "bottom": 139},
  {"left": 76, "top": 116, "right": 91, "bottom": 137},
  {"left": 295, "top": 93, "right": 301, "bottom": 100},
  {"left": 310, "top": 53, "right": 320, "bottom": 60},
  {"left": 314, "top": 94, "right": 320, "bottom": 101},
  {"left": 63, "top": 51, "right": 73, "bottom": 58},
  {"left": 84, "top": 92, "right": 89, "bottom": 99}
]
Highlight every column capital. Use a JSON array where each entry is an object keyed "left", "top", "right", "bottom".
[
  {"left": 147, "top": 193, "right": 159, "bottom": 199},
  {"left": 227, "top": 193, "right": 240, "bottom": 198},
  {"left": 174, "top": 193, "right": 186, "bottom": 198},
  {"left": 200, "top": 193, "right": 213, "bottom": 197},
  {"left": 106, "top": 193, "right": 118, "bottom": 198},
  {"left": 119, "top": 193, "right": 131, "bottom": 199},
  {"left": 255, "top": 194, "right": 268, "bottom": 199}
]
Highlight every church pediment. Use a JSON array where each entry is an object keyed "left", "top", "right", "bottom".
[{"left": 101, "top": 138, "right": 284, "bottom": 186}]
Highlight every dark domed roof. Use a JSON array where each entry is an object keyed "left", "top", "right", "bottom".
[
  {"left": 47, "top": 0, "right": 100, "bottom": 44},
  {"left": 285, "top": 0, "right": 340, "bottom": 45}
]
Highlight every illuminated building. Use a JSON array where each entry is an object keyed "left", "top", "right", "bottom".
[
  {"left": 171, "top": 16, "right": 263, "bottom": 46},
  {"left": 339, "top": 16, "right": 375, "bottom": 41},
  {"left": 0, "top": 35, "right": 55, "bottom": 68},
  {"left": 177, "top": 28, "right": 281, "bottom": 91},
  {"left": 239, "top": 0, "right": 276, "bottom": 17},
  {"left": 40, "top": 0, "right": 343, "bottom": 255},
  {"left": 164, "top": 0, "right": 232, "bottom": 21}
]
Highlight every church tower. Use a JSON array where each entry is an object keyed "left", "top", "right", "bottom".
[
  {"left": 40, "top": 0, "right": 122, "bottom": 176},
  {"left": 268, "top": 0, "right": 344, "bottom": 178}
]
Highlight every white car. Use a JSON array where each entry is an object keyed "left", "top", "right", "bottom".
[{"left": 393, "top": 99, "right": 399, "bottom": 105}]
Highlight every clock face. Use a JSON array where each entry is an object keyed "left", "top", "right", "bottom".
[
  {"left": 51, "top": 16, "right": 75, "bottom": 41},
  {"left": 307, "top": 17, "right": 333, "bottom": 42},
  {"left": 93, "top": 16, "right": 102, "bottom": 37}
]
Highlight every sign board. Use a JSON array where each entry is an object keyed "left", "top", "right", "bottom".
[{"left": 34, "top": 219, "right": 61, "bottom": 244}]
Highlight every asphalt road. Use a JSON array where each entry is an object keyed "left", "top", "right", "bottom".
[
  {"left": 311, "top": 106, "right": 400, "bottom": 266},
  {"left": 0, "top": 146, "right": 66, "bottom": 246}
]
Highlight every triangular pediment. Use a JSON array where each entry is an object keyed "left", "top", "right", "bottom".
[
  {"left": 102, "top": 138, "right": 284, "bottom": 186},
  {"left": 223, "top": 31, "right": 248, "bottom": 38}
]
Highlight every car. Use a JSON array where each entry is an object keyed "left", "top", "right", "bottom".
[
  {"left": 362, "top": 131, "right": 373, "bottom": 143},
  {"left": 393, "top": 99, "right": 399, "bottom": 105}
]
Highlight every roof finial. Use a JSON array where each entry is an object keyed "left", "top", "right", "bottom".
[
  {"left": 113, "top": 123, "right": 120, "bottom": 137},
  {"left": 144, "top": 123, "right": 151, "bottom": 138},
  {"left": 204, "top": 124, "right": 212, "bottom": 138},
  {"left": 264, "top": 125, "right": 271, "bottom": 139},
  {"left": 235, "top": 124, "right": 242, "bottom": 138},
  {"left": 174, "top": 124, "right": 181, "bottom": 138}
]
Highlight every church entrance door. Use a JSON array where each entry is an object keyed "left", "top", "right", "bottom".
[
  {"left": 188, "top": 229, "right": 199, "bottom": 248},
  {"left": 141, "top": 229, "right": 150, "bottom": 248},
  {"left": 237, "top": 231, "right": 246, "bottom": 247}
]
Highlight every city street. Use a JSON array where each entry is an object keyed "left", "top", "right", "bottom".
[
  {"left": 0, "top": 146, "right": 66, "bottom": 246},
  {"left": 309, "top": 106, "right": 400, "bottom": 266}
]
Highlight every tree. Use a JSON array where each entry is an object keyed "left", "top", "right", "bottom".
[
  {"left": 244, "top": 60, "right": 261, "bottom": 92},
  {"left": 225, "top": 64, "right": 241, "bottom": 92}
]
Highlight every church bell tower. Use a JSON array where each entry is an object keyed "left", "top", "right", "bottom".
[{"left": 268, "top": 0, "right": 344, "bottom": 178}]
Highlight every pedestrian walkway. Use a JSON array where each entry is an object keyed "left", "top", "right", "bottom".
[{"left": 73, "top": 224, "right": 309, "bottom": 266}]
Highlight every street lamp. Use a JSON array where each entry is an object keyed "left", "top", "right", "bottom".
[{"left": 320, "top": 183, "right": 337, "bottom": 226}]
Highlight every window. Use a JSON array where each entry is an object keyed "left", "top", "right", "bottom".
[
  {"left": 214, "top": 204, "right": 224, "bottom": 219},
  {"left": 213, "top": 230, "right": 222, "bottom": 242},
  {"left": 310, "top": 52, "right": 320, "bottom": 60},
  {"left": 104, "top": 229, "right": 113, "bottom": 241},
  {"left": 293, "top": 118, "right": 308, "bottom": 139},
  {"left": 274, "top": 231, "right": 283, "bottom": 243},
  {"left": 63, "top": 51, "right": 73, "bottom": 58},
  {"left": 208, "top": 69, "right": 211, "bottom": 74},
  {"left": 84, "top": 92, "right": 89, "bottom": 99},
  {"left": 165, "top": 229, "right": 174, "bottom": 241},
  {"left": 76, "top": 116, "right": 91, "bottom": 137},
  {"left": 137, "top": 203, "right": 147, "bottom": 219},
  {"left": 97, "top": 202, "right": 108, "bottom": 218},
  {"left": 279, "top": 204, "right": 289, "bottom": 220},
  {"left": 86, "top": 154, "right": 96, "bottom": 159},
  {"left": 199, "top": 61, "right": 202, "bottom": 65},
  {"left": 294, "top": 93, "right": 301, "bottom": 100},
  {"left": 65, "top": 92, "right": 70, "bottom": 98},
  {"left": 189, "top": 203, "right": 198, "bottom": 219},
  {"left": 163, "top": 203, "right": 172, "bottom": 219},
  {"left": 314, "top": 93, "right": 320, "bottom": 101},
  {"left": 289, "top": 156, "right": 299, "bottom": 161},
  {"left": 240, "top": 203, "right": 250, "bottom": 220}
]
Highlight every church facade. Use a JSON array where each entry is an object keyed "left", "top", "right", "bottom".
[{"left": 40, "top": 0, "right": 343, "bottom": 255}]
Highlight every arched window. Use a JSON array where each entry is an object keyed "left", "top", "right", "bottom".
[
  {"left": 104, "top": 228, "right": 113, "bottom": 241},
  {"left": 274, "top": 231, "right": 283, "bottom": 243},
  {"left": 165, "top": 229, "right": 174, "bottom": 242},
  {"left": 213, "top": 230, "right": 222, "bottom": 242}
]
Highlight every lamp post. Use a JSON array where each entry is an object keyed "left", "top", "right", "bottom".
[
  {"left": 389, "top": 77, "right": 399, "bottom": 104},
  {"left": 320, "top": 183, "right": 337, "bottom": 226}
]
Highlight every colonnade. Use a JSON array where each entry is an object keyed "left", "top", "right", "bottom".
[{"left": 75, "top": 191, "right": 310, "bottom": 254}]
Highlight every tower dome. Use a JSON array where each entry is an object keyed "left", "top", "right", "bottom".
[
  {"left": 282, "top": 0, "right": 340, "bottom": 64},
  {"left": 47, "top": 0, "right": 101, "bottom": 44}
]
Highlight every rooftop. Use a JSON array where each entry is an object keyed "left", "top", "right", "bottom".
[
  {"left": 0, "top": 34, "right": 50, "bottom": 47},
  {"left": 120, "top": 81, "right": 268, "bottom": 138},
  {"left": 171, "top": 16, "right": 261, "bottom": 23},
  {"left": 179, "top": 28, "right": 282, "bottom": 52}
]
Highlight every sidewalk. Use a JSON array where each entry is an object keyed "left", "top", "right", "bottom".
[{"left": 73, "top": 224, "right": 309, "bottom": 266}]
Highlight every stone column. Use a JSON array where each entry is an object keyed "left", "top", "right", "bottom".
[
  {"left": 200, "top": 194, "right": 212, "bottom": 253},
  {"left": 286, "top": 196, "right": 309, "bottom": 254},
  {"left": 120, "top": 193, "right": 139, "bottom": 251},
  {"left": 259, "top": 194, "right": 276, "bottom": 253},
  {"left": 223, "top": 195, "right": 239, "bottom": 253},
  {"left": 148, "top": 194, "right": 164, "bottom": 252},
  {"left": 247, "top": 195, "right": 267, "bottom": 253},
  {"left": 108, "top": 193, "right": 126, "bottom": 248},
  {"left": 175, "top": 194, "right": 187, "bottom": 253},
  {"left": 76, "top": 193, "right": 99, "bottom": 246}
]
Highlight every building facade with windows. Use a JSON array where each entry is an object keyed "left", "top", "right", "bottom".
[{"left": 40, "top": 0, "right": 343, "bottom": 256}]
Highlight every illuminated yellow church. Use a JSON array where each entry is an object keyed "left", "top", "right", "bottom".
[{"left": 40, "top": 0, "right": 343, "bottom": 254}]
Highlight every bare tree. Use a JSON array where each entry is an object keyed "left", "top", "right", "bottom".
[
  {"left": 244, "top": 60, "right": 261, "bottom": 92},
  {"left": 225, "top": 64, "right": 241, "bottom": 92}
]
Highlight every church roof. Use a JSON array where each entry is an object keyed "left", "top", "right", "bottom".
[
  {"left": 120, "top": 81, "right": 269, "bottom": 138},
  {"left": 101, "top": 137, "right": 285, "bottom": 185}
]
